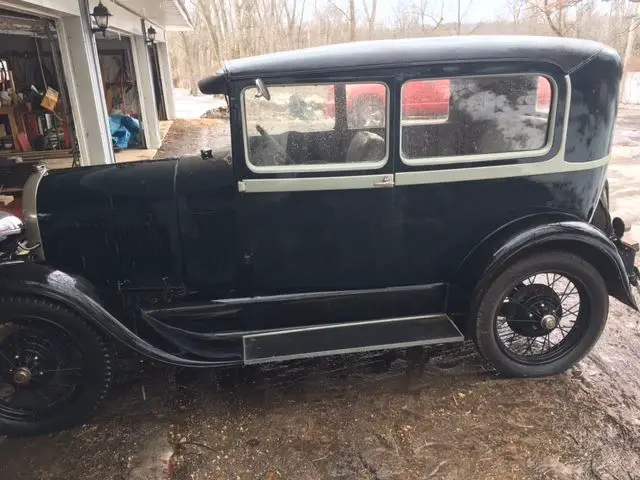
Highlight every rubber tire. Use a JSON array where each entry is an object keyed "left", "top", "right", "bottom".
[
  {"left": 473, "top": 251, "right": 609, "bottom": 378},
  {"left": 0, "top": 296, "right": 113, "bottom": 436}
]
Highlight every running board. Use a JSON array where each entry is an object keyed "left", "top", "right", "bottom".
[{"left": 243, "top": 314, "right": 463, "bottom": 365}]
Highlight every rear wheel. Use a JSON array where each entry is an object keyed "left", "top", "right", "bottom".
[
  {"left": 0, "top": 297, "right": 112, "bottom": 436},
  {"left": 473, "top": 251, "right": 608, "bottom": 377}
]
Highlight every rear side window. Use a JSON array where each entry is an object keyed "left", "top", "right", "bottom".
[{"left": 400, "top": 74, "right": 554, "bottom": 163}]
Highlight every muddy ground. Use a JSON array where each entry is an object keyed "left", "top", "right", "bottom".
[{"left": 2, "top": 110, "right": 640, "bottom": 480}]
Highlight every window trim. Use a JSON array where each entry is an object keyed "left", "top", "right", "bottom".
[
  {"left": 240, "top": 81, "right": 391, "bottom": 174},
  {"left": 399, "top": 73, "right": 559, "bottom": 167}
]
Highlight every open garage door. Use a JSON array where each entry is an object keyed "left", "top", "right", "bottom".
[{"left": 0, "top": 9, "right": 78, "bottom": 166}]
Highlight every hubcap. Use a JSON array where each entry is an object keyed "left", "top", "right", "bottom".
[
  {"left": 0, "top": 320, "right": 86, "bottom": 420},
  {"left": 540, "top": 314, "right": 558, "bottom": 331},
  {"left": 12, "top": 367, "right": 32, "bottom": 386}
]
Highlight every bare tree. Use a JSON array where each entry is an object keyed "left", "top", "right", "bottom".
[
  {"left": 362, "top": 0, "right": 377, "bottom": 38},
  {"left": 349, "top": 0, "right": 356, "bottom": 41},
  {"left": 167, "top": 0, "right": 640, "bottom": 94},
  {"left": 526, "top": 0, "right": 586, "bottom": 37},
  {"left": 419, "top": 0, "right": 444, "bottom": 32},
  {"left": 329, "top": 0, "right": 357, "bottom": 41},
  {"left": 196, "top": 0, "right": 222, "bottom": 65},
  {"left": 456, "top": 0, "right": 477, "bottom": 35},
  {"left": 506, "top": 0, "right": 525, "bottom": 31},
  {"left": 179, "top": 32, "right": 199, "bottom": 95}
]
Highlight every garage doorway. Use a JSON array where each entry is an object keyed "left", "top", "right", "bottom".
[
  {"left": 0, "top": 8, "right": 79, "bottom": 166},
  {"left": 96, "top": 34, "right": 147, "bottom": 152}
]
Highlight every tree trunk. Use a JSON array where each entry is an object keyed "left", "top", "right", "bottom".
[
  {"left": 349, "top": 0, "right": 356, "bottom": 41},
  {"left": 179, "top": 33, "right": 199, "bottom": 96},
  {"left": 196, "top": 0, "right": 222, "bottom": 66}
]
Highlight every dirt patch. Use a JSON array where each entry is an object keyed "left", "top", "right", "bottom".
[
  {"left": 154, "top": 119, "right": 230, "bottom": 159},
  {"left": 2, "top": 300, "right": 640, "bottom": 480}
]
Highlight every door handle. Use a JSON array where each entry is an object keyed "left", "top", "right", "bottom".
[{"left": 374, "top": 175, "right": 394, "bottom": 188}]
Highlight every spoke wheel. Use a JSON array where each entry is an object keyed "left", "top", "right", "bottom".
[
  {"left": 0, "top": 319, "right": 86, "bottom": 421},
  {"left": 0, "top": 297, "right": 112, "bottom": 436},
  {"left": 496, "top": 273, "right": 586, "bottom": 364},
  {"left": 473, "top": 251, "right": 608, "bottom": 377}
]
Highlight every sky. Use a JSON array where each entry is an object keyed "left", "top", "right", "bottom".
[
  {"left": 375, "top": 0, "right": 512, "bottom": 24},
  {"left": 356, "top": 0, "right": 625, "bottom": 26}
]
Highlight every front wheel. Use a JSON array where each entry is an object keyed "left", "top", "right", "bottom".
[
  {"left": 473, "top": 251, "right": 608, "bottom": 377},
  {"left": 0, "top": 296, "right": 113, "bottom": 436}
]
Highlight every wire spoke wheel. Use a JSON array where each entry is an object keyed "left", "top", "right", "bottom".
[
  {"left": 495, "top": 272, "right": 587, "bottom": 363},
  {"left": 473, "top": 252, "right": 608, "bottom": 377},
  {"left": 0, "top": 318, "right": 86, "bottom": 421},
  {"left": 0, "top": 297, "right": 112, "bottom": 437}
]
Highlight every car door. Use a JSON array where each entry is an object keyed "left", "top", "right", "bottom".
[
  {"left": 234, "top": 78, "right": 400, "bottom": 328},
  {"left": 393, "top": 67, "right": 566, "bottom": 299}
]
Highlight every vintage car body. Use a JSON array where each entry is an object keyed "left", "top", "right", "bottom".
[{"left": 0, "top": 35, "right": 638, "bottom": 435}]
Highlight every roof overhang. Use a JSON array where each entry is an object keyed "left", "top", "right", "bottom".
[
  {"left": 161, "top": 0, "right": 192, "bottom": 31},
  {"left": 103, "top": 0, "right": 192, "bottom": 32}
]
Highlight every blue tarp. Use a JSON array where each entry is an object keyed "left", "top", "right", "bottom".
[{"left": 109, "top": 115, "right": 141, "bottom": 150}]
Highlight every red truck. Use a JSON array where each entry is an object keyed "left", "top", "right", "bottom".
[
  {"left": 325, "top": 76, "right": 551, "bottom": 127},
  {"left": 325, "top": 79, "right": 450, "bottom": 127}
]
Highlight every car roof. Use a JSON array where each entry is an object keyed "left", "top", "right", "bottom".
[{"left": 221, "top": 35, "right": 606, "bottom": 79}]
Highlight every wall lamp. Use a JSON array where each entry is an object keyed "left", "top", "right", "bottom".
[
  {"left": 146, "top": 26, "right": 156, "bottom": 44},
  {"left": 90, "top": 1, "right": 112, "bottom": 36}
]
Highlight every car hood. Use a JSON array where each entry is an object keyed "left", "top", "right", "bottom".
[{"left": 31, "top": 151, "right": 234, "bottom": 292}]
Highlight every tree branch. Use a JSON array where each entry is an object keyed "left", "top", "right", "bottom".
[{"left": 328, "top": 0, "right": 350, "bottom": 21}]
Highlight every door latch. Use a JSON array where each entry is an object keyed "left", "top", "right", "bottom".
[{"left": 374, "top": 175, "right": 394, "bottom": 188}]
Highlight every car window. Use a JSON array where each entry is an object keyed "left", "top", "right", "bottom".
[
  {"left": 242, "top": 82, "right": 388, "bottom": 172},
  {"left": 400, "top": 74, "right": 553, "bottom": 162},
  {"left": 401, "top": 79, "right": 451, "bottom": 124}
]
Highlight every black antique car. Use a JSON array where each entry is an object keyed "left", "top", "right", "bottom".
[{"left": 0, "top": 35, "right": 638, "bottom": 436}]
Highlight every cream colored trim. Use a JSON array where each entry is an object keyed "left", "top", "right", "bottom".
[
  {"left": 240, "top": 82, "right": 390, "bottom": 174},
  {"left": 240, "top": 75, "right": 609, "bottom": 193},
  {"left": 399, "top": 74, "right": 560, "bottom": 167},
  {"left": 395, "top": 155, "right": 609, "bottom": 186},
  {"left": 22, "top": 166, "right": 47, "bottom": 261},
  {"left": 240, "top": 174, "right": 392, "bottom": 193}
]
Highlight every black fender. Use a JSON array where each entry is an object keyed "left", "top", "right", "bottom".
[
  {"left": 450, "top": 216, "right": 638, "bottom": 330},
  {"left": 0, "top": 261, "right": 239, "bottom": 368}
]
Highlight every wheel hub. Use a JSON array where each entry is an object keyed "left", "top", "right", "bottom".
[
  {"left": 12, "top": 366, "right": 32, "bottom": 386},
  {"left": 540, "top": 314, "right": 558, "bottom": 331},
  {"left": 505, "top": 283, "right": 563, "bottom": 337}
]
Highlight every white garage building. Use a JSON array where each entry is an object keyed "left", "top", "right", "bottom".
[{"left": 0, "top": 0, "right": 191, "bottom": 166}]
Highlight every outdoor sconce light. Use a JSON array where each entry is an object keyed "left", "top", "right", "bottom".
[
  {"left": 90, "top": 1, "right": 112, "bottom": 36},
  {"left": 146, "top": 26, "right": 156, "bottom": 44}
]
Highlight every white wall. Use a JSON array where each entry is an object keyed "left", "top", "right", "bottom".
[
  {"left": 57, "top": 9, "right": 115, "bottom": 165},
  {"left": 622, "top": 72, "right": 640, "bottom": 104},
  {"left": 131, "top": 34, "right": 161, "bottom": 148}
]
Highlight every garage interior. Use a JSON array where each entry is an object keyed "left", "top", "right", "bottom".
[
  {"left": 0, "top": 7, "right": 166, "bottom": 218},
  {"left": 97, "top": 34, "right": 147, "bottom": 151},
  {"left": 0, "top": 9, "right": 79, "bottom": 217},
  {"left": 0, "top": 9, "right": 77, "bottom": 165}
]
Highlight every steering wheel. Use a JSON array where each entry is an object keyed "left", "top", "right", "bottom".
[{"left": 255, "top": 124, "right": 291, "bottom": 164}]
